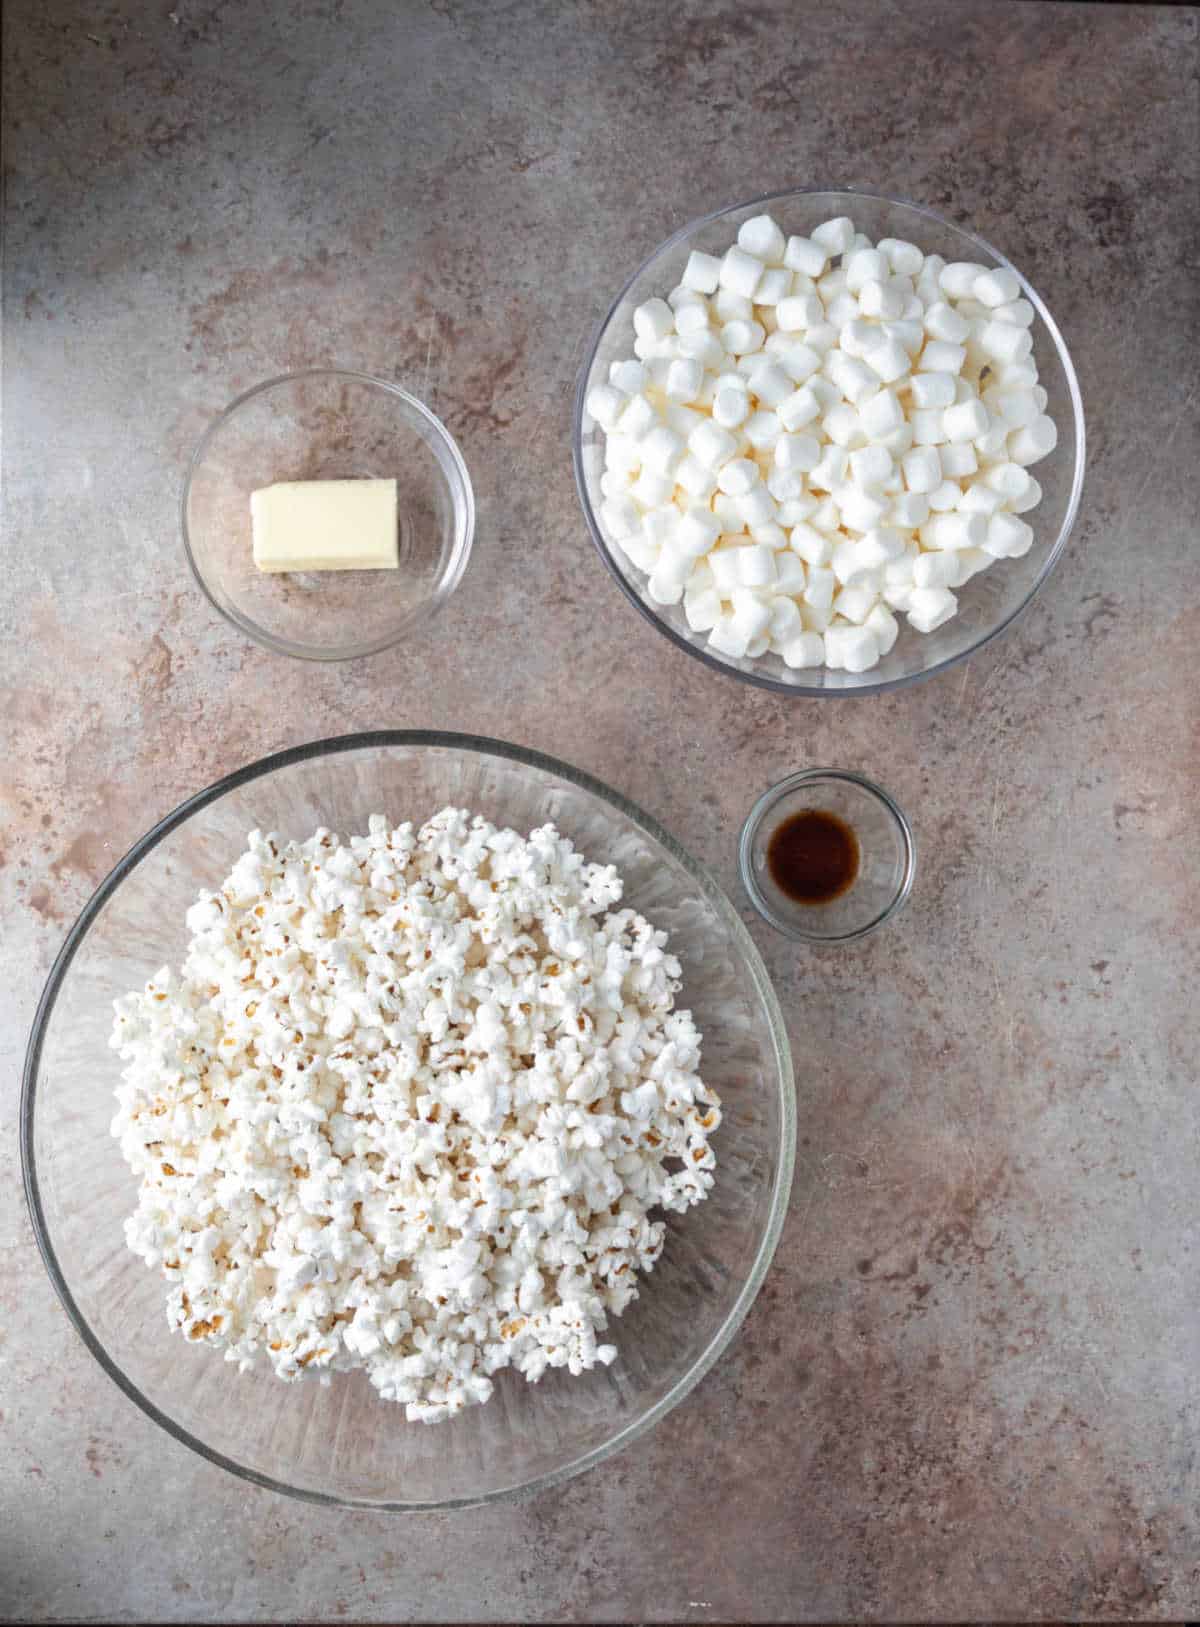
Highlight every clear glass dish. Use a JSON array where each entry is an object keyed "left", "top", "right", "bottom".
[
  {"left": 183, "top": 371, "right": 474, "bottom": 661},
  {"left": 740, "top": 769, "right": 915, "bottom": 942},
  {"left": 573, "top": 187, "right": 1086, "bottom": 696},
  {"left": 21, "top": 732, "right": 795, "bottom": 1509}
]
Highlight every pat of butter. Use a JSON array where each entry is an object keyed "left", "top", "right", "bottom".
[{"left": 250, "top": 479, "right": 398, "bottom": 572}]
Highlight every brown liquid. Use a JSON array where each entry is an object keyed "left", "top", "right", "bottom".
[{"left": 766, "top": 809, "right": 860, "bottom": 904}]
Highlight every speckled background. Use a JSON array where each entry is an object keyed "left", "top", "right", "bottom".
[{"left": 3, "top": 0, "right": 1199, "bottom": 1620}]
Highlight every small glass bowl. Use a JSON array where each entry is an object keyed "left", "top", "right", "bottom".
[
  {"left": 182, "top": 370, "right": 474, "bottom": 661},
  {"left": 740, "top": 769, "right": 915, "bottom": 942},
  {"left": 573, "top": 187, "right": 1086, "bottom": 696}
]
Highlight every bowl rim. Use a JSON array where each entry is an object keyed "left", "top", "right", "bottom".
[
  {"left": 181, "top": 368, "right": 476, "bottom": 663},
  {"left": 738, "top": 767, "right": 917, "bottom": 941},
  {"left": 572, "top": 184, "right": 1087, "bottom": 698},
  {"left": 21, "top": 729, "right": 796, "bottom": 1511}
]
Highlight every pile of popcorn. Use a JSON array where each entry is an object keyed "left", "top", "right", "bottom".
[
  {"left": 587, "top": 212, "right": 1058, "bottom": 673},
  {"left": 110, "top": 810, "right": 719, "bottom": 1423}
]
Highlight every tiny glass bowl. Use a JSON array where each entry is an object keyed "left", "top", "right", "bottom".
[
  {"left": 183, "top": 370, "right": 474, "bottom": 661},
  {"left": 739, "top": 769, "right": 915, "bottom": 942}
]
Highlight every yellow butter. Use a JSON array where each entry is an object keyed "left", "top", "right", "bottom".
[{"left": 250, "top": 479, "right": 398, "bottom": 572}]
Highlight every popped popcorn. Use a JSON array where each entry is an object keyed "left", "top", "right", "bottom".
[{"left": 110, "top": 810, "right": 720, "bottom": 1423}]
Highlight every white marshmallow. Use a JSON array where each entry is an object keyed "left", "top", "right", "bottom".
[
  {"left": 586, "top": 384, "right": 625, "bottom": 431},
  {"left": 983, "top": 386, "right": 1040, "bottom": 429},
  {"left": 743, "top": 410, "right": 784, "bottom": 452},
  {"left": 771, "top": 340, "right": 822, "bottom": 382},
  {"left": 775, "top": 431, "right": 821, "bottom": 471},
  {"left": 768, "top": 594, "right": 804, "bottom": 645},
  {"left": 890, "top": 490, "right": 930, "bottom": 528},
  {"left": 617, "top": 392, "right": 659, "bottom": 440},
  {"left": 824, "top": 403, "right": 867, "bottom": 449},
  {"left": 856, "top": 525, "right": 907, "bottom": 566},
  {"left": 912, "top": 550, "right": 958, "bottom": 589},
  {"left": 811, "top": 216, "right": 855, "bottom": 255},
  {"left": 633, "top": 298, "right": 675, "bottom": 343},
  {"left": 919, "top": 340, "right": 966, "bottom": 375},
  {"left": 601, "top": 495, "right": 640, "bottom": 539},
  {"left": 721, "top": 318, "right": 766, "bottom": 355},
  {"left": 712, "top": 381, "right": 751, "bottom": 429},
  {"left": 639, "top": 423, "right": 685, "bottom": 475},
  {"left": 777, "top": 385, "right": 822, "bottom": 432},
  {"left": 983, "top": 512, "right": 1034, "bottom": 558},
  {"left": 730, "top": 588, "right": 773, "bottom": 643},
  {"left": 831, "top": 535, "right": 883, "bottom": 586},
  {"left": 790, "top": 523, "right": 836, "bottom": 567},
  {"left": 714, "top": 287, "right": 753, "bottom": 322},
  {"left": 775, "top": 291, "right": 824, "bottom": 332},
  {"left": 978, "top": 320, "right": 1032, "bottom": 364},
  {"left": 804, "top": 321, "right": 839, "bottom": 355},
  {"left": 982, "top": 461, "right": 1033, "bottom": 501},
  {"left": 802, "top": 564, "right": 836, "bottom": 609},
  {"left": 858, "top": 388, "right": 905, "bottom": 438},
  {"left": 957, "top": 481, "right": 1002, "bottom": 516},
  {"left": 902, "top": 446, "right": 942, "bottom": 492},
  {"left": 719, "top": 245, "right": 765, "bottom": 299},
  {"left": 943, "top": 398, "right": 989, "bottom": 442},
  {"left": 1009, "top": 474, "right": 1042, "bottom": 514},
  {"left": 919, "top": 511, "right": 986, "bottom": 550},
  {"left": 684, "top": 584, "right": 722, "bottom": 631},
  {"left": 911, "top": 408, "right": 949, "bottom": 446},
  {"left": 844, "top": 248, "right": 888, "bottom": 293},
  {"left": 849, "top": 444, "right": 893, "bottom": 489},
  {"left": 927, "top": 477, "right": 963, "bottom": 512},
  {"left": 688, "top": 419, "right": 739, "bottom": 470},
  {"left": 717, "top": 457, "right": 759, "bottom": 496},
  {"left": 736, "top": 543, "right": 777, "bottom": 587},
  {"left": 858, "top": 279, "right": 905, "bottom": 320},
  {"left": 809, "top": 446, "right": 849, "bottom": 491},
  {"left": 737, "top": 484, "right": 778, "bottom": 526},
  {"left": 707, "top": 614, "right": 750, "bottom": 658},
  {"left": 907, "top": 585, "right": 958, "bottom": 633},
  {"left": 754, "top": 266, "right": 793, "bottom": 305},
  {"left": 738, "top": 214, "right": 787, "bottom": 264},
  {"left": 908, "top": 372, "right": 956, "bottom": 410},
  {"left": 665, "top": 357, "right": 705, "bottom": 402},
  {"left": 673, "top": 301, "right": 711, "bottom": 338},
  {"left": 877, "top": 238, "right": 923, "bottom": 276},
  {"left": 864, "top": 602, "right": 899, "bottom": 654},
  {"left": 609, "top": 358, "right": 647, "bottom": 393},
  {"left": 834, "top": 580, "right": 880, "bottom": 623},
  {"left": 630, "top": 467, "right": 675, "bottom": 507},
  {"left": 774, "top": 552, "right": 808, "bottom": 593},
  {"left": 885, "top": 318, "right": 925, "bottom": 356},
  {"left": 939, "top": 442, "right": 979, "bottom": 479},
  {"left": 824, "top": 292, "right": 861, "bottom": 327},
  {"left": 923, "top": 301, "right": 970, "bottom": 344},
  {"left": 768, "top": 467, "right": 806, "bottom": 501},
  {"left": 747, "top": 360, "right": 795, "bottom": 407},
  {"left": 1008, "top": 414, "right": 1057, "bottom": 465},
  {"left": 827, "top": 622, "right": 880, "bottom": 672},
  {"left": 675, "top": 453, "right": 717, "bottom": 501},
  {"left": 676, "top": 506, "right": 722, "bottom": 555},
  {"left": 863, "top": 336, "right": 911, "bottom": 384},
  {"left": 973, "top": 266, "right": 1022, "bottom": 307},
  {"left": 784, "top": 235, "right": 828, "bottom": 276},
  {"left": 939, "top": 261, "right": 989, "bottom": 298},
  {"left": 682, "top": 249, "right": 723, "bottom": 293},
  {"left": 677, "top": 330, "right": 726, "bottom": 371},
  {"left": 781, "top": 630, "right": 826, "bottom": 669}
]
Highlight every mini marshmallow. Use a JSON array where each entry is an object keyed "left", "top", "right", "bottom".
[
  {"left": 877, "top": 238, "right": 924, "bottom": 276},
  {"left": 688, "top": 419, "right": 739, "bottom": 470},
  {"left": 1008, "top": 414, "right": 1057, "bottom": 465},
  {"left": 919, "top": 511, "right": 986, "bottom": 550},
  {"left": 682, "top": 249, "right": 723, "bottom": 294},
  {"left": 827, "top": 622, "right": 880, "bottom": 672},
  {"left": 890, "top": 490, "right": 930, "bottom": 528},
  {"left": 909, "top": 372, "right": 956, "bottom": 410},
  {"left": 802, "top": 564, "right": 837, "bottom": 609},
  {"left": 781, "top": 630, "right": 826, "bottom": 668},
  {"left": 677, "top": 330, "right": 726, "bottom": 371},
  {"left": 809, "top": 446, "right": 850, "bottom": 492},
  {"left": 609, "top": 358, "right": 647, "bottom": 393},
  {"left": 721, "top": 318, "right": 765, "bottom": 355},
  {"left": 719, "top": 245, "right": 765, "bottom": 299},
  {"left": 776, "top": 292, "right": 824, "bottom": 332},
  {"left": 923, "top": 301, "right": 970, "bottom": 344},
  {"left": 586, "top": 384, "right": 625, "bottom": 431},
  {"left": 676, "top": 506, "right": 722, "bottom": 556},
  {"left": 1009, "top": 474, "right": 1042, "bottom": 514},
  {"left": 844, "top": 248, "right": 888, "bottom": 293},
  {"left": 902, "top": 446, "right": 943, "bottom": 492},
  {"left": 712, "top": 381, "right": 751, "bottom": 429},
  {"left": 736, "top": 543, "right": 777, "bottom": 587},
  {"left": 714, "top": 288, "right": 754, "bottom": 322},
  {"left": 823, "top": 403, "right": 867, "bottom": 449},
  {"left": 863, "top": 336, "right": 911, "bottom": 384},
  {"left": 717, "top": 457, "right": 759, "bottom": 496},
  {"left": 805, "top": 321, "right": 839, "bottom": 355},
  {"left": 790, "top": 523, "right": 836, "bottom": 567},
  {"left": 738, "top": 214, "right": 787, "bottom": 264},
  {"left": 834, "top": 580, "right": 880, "bottom": 623},
  {"left": 630, "top": 467, "right": 676, "bottom": 507},
  {"left": 957, "top": 481, "right": 1002, "bottom": 516},
  {"left": 639, "top": 423, "right": 685, "bottom": 475},
  {"left": 708, "top": 548, "right": 744, "bottom": 592},
  {"left": 743, "top": 410, "right": 784, "bottom": 452},
  {"left": 775, "top": 431, "right": 821, "bottom": 472},
  {"left": 811, "top": 216, "right": 855, "bottom": 255},
  {"left": 859, "top": 388, "right": 905, "bottom": 438},
  {"left": 754, "top": 267, "right": 792, "bottom": 305},
  {"left": 993, "top": 298, "right": 1035, "bottom": 328},
  {"left": 751, "top": 519, "right": 787, "bottom": 546},
  {"left": 973, "top": 266, "right": 1022, "bottom": 307},
  {"left": 617, "top": 392, "right": 659, "bottom": 440},
  {"left": 858, "top": 279, "right": 906, "bottom": 320},
  {"left": 707, "top": 613, "right": 751, "bottom": 658},
  {"left": 777, "top": 385, "right": 822, "bottom": 432},
  {"left": 919, "top": 340, "right": 967, "bottom": 375},
  {"left": 982, "top": 461, "right": 1033, "bottom": 501},
  {"left": 784, "top": 234, "right": 828, "bottom": 277},
  {"left": 939, "top": 442, "right": 979, "bottom": 479},
  {"left": 927, "top": 477, "right": 963, "bottom": 512},
  {"left": 974, "top": 418, "right": 1010, "bottom": 460},
  {"left": 983, "top": 512, "right": 1034, "bottom": 558},
  {"left": 730, "top": 588, "right": 773, "bottom": 643},
  {"left": 684, "top": 584, "right": 722, "bottom": 631},
  {"left": 885, "top": 318, "right": 926, "bottom": 356},
  {"left": 825, "top": 291, "right": 862, "bottom": 327},
  {"left": 906, "top": 585, "right": 958, "bottom": 632},
  {"left": 771, "top": 340, "right": 822, "bottom": 383},
  {"left": 665, "top": 357, "right": 705, "bottom": 402},
  {"left": 912, "top": 550, "right": 958, "bottom": 589},
  {"left": 738, "top": 484, "right": 778, "bottom": 526},
  {"left": 849, "top": 444, "right": 894, "bottom": 489},
  {"left": 673, "top": 301, "right": 711, "bottom": 338},
  {"left": 633, "top": 298, "right": 676, "bottom": 344},
  {"left": 774, "top": 552, "right": 808, "bottom": 593},
  {"left": 746, "top": 360, "right": 795, "bottom": 407},
  {"left": 832, "top": 481, "right": 891, "bottom": 533},
  {"left": 777, "top": 494, "right": 817, "bottom": 526},
  {"left": 768, "top": 594, "right": 804, "bottom": 645},
  {"left": 978, "top": 320, "right": 1033, "bottom": 365},
  {"left": 601, "top": 495, "right": 640, "bottom": 540},
  {"left": 856, "top": 526, "right": 907, "bottom": 566},
  {"left": 768, "top": 466, "right": 807, "bottom": 501},
  {"left": 943, "top": 398, "right": 989, "bottom": 443},
  {"left": 911, "top": 408, "right": 949, "bottom": 446},
  {"left": 983, "top": 386, "right": 1040, "bottom": 429},
  {"left": 675, "top": 454, "right": 717, "bottom": 501},
  {"left": 939, "top": 261, "right": 989, "bottom": 299}
]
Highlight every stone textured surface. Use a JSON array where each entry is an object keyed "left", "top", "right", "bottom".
[{"left": 3, "top": 0, "right": 1199, "bottom": 1619}]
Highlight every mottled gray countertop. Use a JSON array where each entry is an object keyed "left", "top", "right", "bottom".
[{"left": 3, "top": 0, "right": 1199, "bottom": 1620}]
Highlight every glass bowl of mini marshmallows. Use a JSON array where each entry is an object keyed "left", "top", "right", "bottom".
[
  {"left": 22, "top": 731, "right": 794, "bottom": 1508},
  {"left": 573, "top": 188, "right": 1085, "bottom": 695}
]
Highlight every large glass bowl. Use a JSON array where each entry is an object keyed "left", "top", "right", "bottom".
[
  {"left": 573, "top": 187, "right": 1086, "bottom": 696},
  {"left": 21, "top": 733, "right": 794, "bottom": 1509}
]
